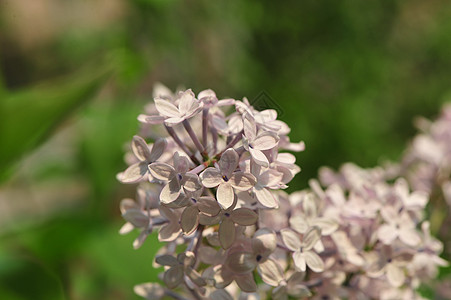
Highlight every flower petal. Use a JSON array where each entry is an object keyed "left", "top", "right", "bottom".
[
  {"left": 304, "top": 251, "right": 324, "bottom": 272},
  {"left": 249, "top": 148, "right": 269, "bottom": 167},
  {"left": 258, "top": 259, "right": 283, "bottom": 286},
  {"left": 149, "top": 162, "right": 175, "bottom": 181},
  {"left": 134, "top": 283, "right": 165, "bottom": 299},
  {"left": 231, "top": 208, "right": 258, "bottom": 226},
  {"left": 236, "top": 273, "right": 257, "bottom": 292},
  {"left": 180, "top": 206, "right": 199, "bottom": 235},
  {"left": 386, "top": 263, "right": 405, "bottom": 287},
  {"left": 155, "top": 99, "right": 180, "bottom": 118},
  {"left": 155, "top": 255, "right": 179, "bottom": 267},
  {"left": 225, "top": 252, "right": 257, "bottom": 274},
  {"left": 252, "top": 228, "right": 277, "bottom": 258},
  {"left": 164, "top": 266, "right": 184, "bottom": 289},
  {"left": 292, "top": 251, "right": 306, "bottom": 272},
  {"left": 159, "top": 178, "right": 182, "bottom": 204},
  {"left": 255, "top": 187, "right": 278, "bottom": 208},
  {"left": 158, "top": 222, "right": 180, "bottom": 242},
  {"left": 137, "top": 114, "right": 166, "bottom": 124},
  {"left": 311, "top": 217, "right": 338, "bottom": 236},
  {"left": 186, "top": 267, "right": 206, "bottom": 287},
  {"left": 280, "top": 228, "right": 301, "bottom": 251},
  {"left": 302, "top": 226, "right": 321, "bottom": 251},
  {"left": 132, "top": 135, "right": 152, "bottom": 162},
  {"left": 252, "top": 131, "right": 279, "bottom": 150},
  {"left": 377, "top": 224, "right": 398, "bottom": 245},
  {"left": 199, "top": 167, "right": 222, "bottom": 188},
  {"left": 230, "top": 172, "right": 256, "bottom": 191},
  {"left": 243, "top": 112, "right": 257, "bottom": 141},
  {"left": 197, "top": 196, "right": 221, "bottom": 216},
  {"left": 122, "top": 209, "right": 149, "bottom": 228},
  {"left": 181, "top": 173, "right": 202, "bottom": 192},
  {"left": 148, "top": 138, "right": 167, "bottom": 162},
  {"left": 289, "top": 215, "right": 308, "bottom": 234},
  {"left": 217, "top": 182, "right": 235, "bottom": 209},
  {"left": 120, "top": 162, "right": 148, "bottom": 183},
  {"left": 219, "top": 149, "right": 239, "bottom": 179},
  {"left": 219, "top": 218, "right": 236, "bottom": 249}
]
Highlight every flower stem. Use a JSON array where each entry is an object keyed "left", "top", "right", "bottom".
[
  {"left": 183, "top": 120, "right": 206, "bottom": 155},
  {"left": 202, "top": 109, "right": 209, "bottom": 148},
  {"left": 164, "top": 125, "right": 199, "bottom": 164}
]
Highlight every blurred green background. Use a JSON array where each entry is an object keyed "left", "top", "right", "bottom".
[{"left": 1, "top": 0, "right": 450, "bottom": 299}]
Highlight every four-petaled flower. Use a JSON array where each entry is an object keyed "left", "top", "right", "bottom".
[{"left": 200, "top": 148, "right": 256, "bottom": 209}]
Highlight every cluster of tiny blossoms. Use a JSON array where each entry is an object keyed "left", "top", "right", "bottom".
[
  {"left": 117, "top": 85, "right": 447, "bottom": 299},
  {"left": 400, "top": 103, "right": 451, "bottom": 207}
]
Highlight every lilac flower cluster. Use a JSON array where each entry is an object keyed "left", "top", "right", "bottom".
[
  {"left": 117, "top": 85, "right": 447, "bottom": 299},
  {"left": 401, "top": 103, "right": 451, "bottom": 207}
]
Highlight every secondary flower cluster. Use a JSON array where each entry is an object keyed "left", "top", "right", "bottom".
[
  {"left": 401, "top": 103, "right": 451, "bottom": 207},
  {"left": 117, "top": 85, "right": 447, "bottom": 299}
]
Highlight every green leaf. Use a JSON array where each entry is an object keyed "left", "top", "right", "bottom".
[{"left": 0, "top": 68, "right": 110, "bottom": 182}]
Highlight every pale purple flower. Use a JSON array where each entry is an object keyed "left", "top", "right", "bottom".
[
  {"left": 280, "top": 226, "right": 325, "bottom": 272},
  {"left": 154, "top": 89, "right": 203, "bottom": 126},
  {"left": 156, "top": 251, "right": 206, "bottom": 289},
  {"left": 200, "top": 148, "right": 256, "bottom": 209},
  {"left": 242, "top": 113, "right": 279, "bottom": 167},
  {"left": 119, "top": 136, "right": 167, "bottom": 183}
]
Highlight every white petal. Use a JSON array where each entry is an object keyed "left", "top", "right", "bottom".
[
  {"left": 164, "top": 117, "right": 185, "bottom": 126},
  {"left": 197, "top": 197, "right": 221, "bottom": 216},
  {"left": 217, "top": 182, "right": 235, "bottom": 209},
  {"left": 158, "top": 222, "right": 180, "bottom": 242},
  {"left": 186, "top": 267, "right": 206, "bottom": 287},
  {"left": 280, "top": 228, "right": 302, "bottom": 251},
  {"left": 180, "top": 206, "right": 199, "bottom": 235},
  {"left": 236, "top": 273, "right": 257, "bottom": 293},
  {"left": 399, "top": 228, "right": 421, "bottom": 246},
  {"left": 230, "top": 172, "right": 256, "bottom": 191},
  {"left": 164, "top": 266, "right": 183, "bottom": 289},
  {"left": 252, "top": 131, "right": 279, "bottom": 150},
  {"left": 155, "top": 255, "right": 179, "bottom": 267},
  {"left": 148, "top": 138, "right": 167, "bottom": 162},
  {"left": 293, "top": 251, "right": 306, "bottom": 272},
  {"left": 249, "top": 148, "right": 269, "bottom": 167},
  {"left": 289, "top": 215, "right": 308, "bottom": 234},
  {"left": 137, "top": 114, "right": 166, "bottom": 124},
  {"left": 159, "top": 178, "right": 181, "bottom": 204},
  {"left": 243, "top": 112, "right": 257, "bottom": 141},
  {"left": 178, "top": 89, "right": 196, "bottom": 114},
  {"left": 231, "top": 208, "right": 258, "bottom": 226},
  {"left": 149, "top": 162, "right": 175, "bottom": 181},
  {"left": 132, "top": 135, "right": 152, "bottom": 162},
  {"left": 302, "top": 226, "right": 321, "bottom": 251},
  {"left": 133, "top": 230, "right": 149, "bottom": 249},
  {"left": 258, "top": 259, "right": 283, "bottom": 286},
  {"left": 377, "top": 224, "right": 398, "bottom": 245},
  {"left": 122, "top": 209, "right": 149, "bottom": 228},
  {"left": 199, "top": 167, "right": 222, "bottom": 188},
  {"left": 181, "top": 173, "right": 202, "bottom": 192},
  {"left": 154, "top": 99, "right": 180, "bottom": 118},
  {"left": 226, "top": 252, "right": 257, "bottom": 274},
  {"left": 252, "top": 228, "right": 277, "bottom": 256},
  {"left": 219, "top": 149, "right": 239, "bottom": 179},
  {"left": 304, "top": 251, "right": 324, "bottom": 272},
  {"left": 311, "top": 218, "right": 338, "bottom": 236},
  {"left": 259, "top": 169, "right": 284, "bottom": 187},
  {"left": 119, "top": 222, "right": 134, "bottom": 235},
  {"left": 386, "top": 263, "right": 405, "bottom": 287},
  {"left": 255, "top": 187, "right": 278, "bottom": 208},
  {"left": 120, "top": 162, "right": 148, "bottom": 183},
  {"left": 134, "top": 283, "right": 165, "bottom": 299},
  {"left": 219, "top": 218, "right": 235, "bottom": 249}
]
